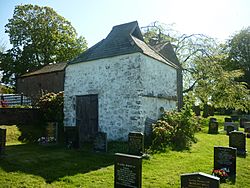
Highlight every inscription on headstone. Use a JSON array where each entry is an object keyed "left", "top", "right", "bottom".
[
  {"left": 0, "top": 128, "right": 6, "bottom": 155},
  {"left": 94, "top": 132, "right": 107, "bottom": 152},
  {"left": 229, "top": 131, "right": 247, "bottom": 156},
  {"left": 128, "top": 132, "right": 144, "bottom": 155},
  {"left": 114, "top": 153, "right": 142, "bottom": 188},
  {"left": 181, "top": 172, "right": 220, "bottom": 188},
  {"left": 214, "top": 146, "right": 236, "bottom": 178}
]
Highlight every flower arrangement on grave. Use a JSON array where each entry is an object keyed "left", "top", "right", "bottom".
[{"left": 212, "top": 168, "right": 229, "bottom": 182}]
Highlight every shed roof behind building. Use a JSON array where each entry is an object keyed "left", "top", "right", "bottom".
[
  {"left": 70, "top": 21, "right": 178, "bottom": 68},
  {"left": 21, "top": 62, "right": 67, "bottom": 77}
]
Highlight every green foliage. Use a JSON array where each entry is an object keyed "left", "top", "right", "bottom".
[
  {"left": 226, "top": 27, "right": 250, "bottom": 88},
  {"left": 36, "top": 92, "right": 64, "bottom": 121},
  {"left": 151, "top": 103, "right": 199, "bottom": 151},
  {"left": 0, "top": 84, "right": 14, "bottom": 93},
  {"left": 1, "top": 4, "right": 87, "bottom": 85}
]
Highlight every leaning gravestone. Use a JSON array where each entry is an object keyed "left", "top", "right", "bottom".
[
  {"left": 229, "top": 131, "right": 247, "bottom": 156},
  {"left": 0, "top": 128, "right": 6, "bottom": 155},
  {"left": 93, "top": 132, "right": 107, "bottom": 152},
  {"left": 114, "top": 153, "right": 142, "bottom": 188},
  {"left": 181, "top": 172, "right": 220, "bottom": 188},
  {"left": 128, "top": 132, "right": 144, "bottom": 156},
  {"left": 214, "top": 146, "right": 236, "bottom": 179}
]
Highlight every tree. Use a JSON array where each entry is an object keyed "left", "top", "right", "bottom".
[
  {"left": 0, "top": 4, "right": 87, "bottom": 85},
  {"left": 226, "top": 27, "right": 250, "bottom": 88},
  {"left": 142, "top": 22, "right": 250, "bottom": 114}
]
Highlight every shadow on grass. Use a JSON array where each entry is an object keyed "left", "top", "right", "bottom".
[{"left": 0, "top": 143, "right": 114, "bottom": 183}]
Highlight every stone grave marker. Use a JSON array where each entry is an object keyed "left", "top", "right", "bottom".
[
  {"left": 46, "top": 122, "right": 58, "bottom": 143},
  {"left": 114, "top": 153, "right": 142, "bottom": 188},
  {"left": 226, "top": 125, "right": 235, "bottom": 135},
  {"left": 208, "top": 120, "right": 219, "bottom": 134},
  {"left": 144, "top": 117, "right": 156, "bottom": 145},
  {"left": 64, "top": 126, "right": 79, "bottom": 149},
  {"left": 229, "top": 131, "right": 247, "bottom": 156},
  {"left": 181, "top": 172, "right": 220, "bottom": 188},
  {"left": 214, "top": 146, "right": 236, "bottom": 179},
  {"left": 224, "top": 122, "right": 238, "bottom": 131},
  {"left": 244, "top": 122, "right": 250, "bottom": 138},
  {"left": 93, "top": 132, "right": 107, "bottom": 152},
  {"left": 0, "top": 128, "right": 6, "bottom": 155},
  {"left": 225, "top": 117, "right": 232, "bottom": 122},
  {"left": 240, "top": 118, "right": 248, "bottom": 128},
  {"left": 128, "top": 132, "right": 144, "bottom": 156}
]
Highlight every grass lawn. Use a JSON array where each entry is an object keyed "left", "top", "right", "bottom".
[{"left": 1, "top": 117, "right": 250, "bottom": 188}]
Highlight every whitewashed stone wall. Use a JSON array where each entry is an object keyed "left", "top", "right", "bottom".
[{"left": 64, "top": 53, "right": 177, "bottom": 141}]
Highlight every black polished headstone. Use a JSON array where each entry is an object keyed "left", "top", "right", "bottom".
[
  {"left": 181, "top": 172, "right": 220, "bottom": 188},
  {"left": 114, "top": 153, "right": 142, "bottom": 188},
  {"left": 93, "top": 132, "right": 107, "bottom": 152},
  {"left": 229, "top": 131, "right": 247, "bottom": 156},
  {"left": 128, "top": 132, "right": 144, "bottom": 156},
  {"left": 0, "top": 128, "right": 6, "bottom": 155},
  {"left": 214, "top": 146, "right": 236, "bottom": 178}
]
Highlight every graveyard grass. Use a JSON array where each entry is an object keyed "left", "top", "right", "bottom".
[{"left": 1, "top": 116, "right": 250, "bottom": 188}]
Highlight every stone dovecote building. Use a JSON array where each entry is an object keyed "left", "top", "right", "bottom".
[{"left": 64, "top": 21, "right": 182, "bottom": 143}]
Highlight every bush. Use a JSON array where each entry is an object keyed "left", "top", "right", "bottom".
[
  {"left": 36, "top": 92, "right": 64, "bottom": 121},
  {"left": 151, "top": 104, "right": 200, "bottom": 151}
]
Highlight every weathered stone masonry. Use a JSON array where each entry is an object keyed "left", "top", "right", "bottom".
[{"left": 64, "top": 52, "right": 177, "bottom": 140}]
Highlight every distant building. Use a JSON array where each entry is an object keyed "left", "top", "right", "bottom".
[
  {"left": 64, "top": 21, "right": 183, "bottom": 143},
  {"left": 16, "top": 62, "right": 67, "bottom": 100}
]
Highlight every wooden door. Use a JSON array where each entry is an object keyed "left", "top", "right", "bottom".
[{"left": 76, "top": 95, "right": 98, "bottom": 144}]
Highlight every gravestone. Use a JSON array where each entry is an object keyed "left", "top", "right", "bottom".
[
  {"left": 225, "top": 117, "right": 232, "bottom": 122},
  {"left": 244, "top": 123, "right": 250, "bottom": 138},
  {"left": 181, "top": 172, "right": 220, "bottom": 188},
  {"left": 208, "top": 121, "right": 218, "bottom": 134},
  {"left": 0, "top": 128, "right": 6, "bottom": 155},
  {"left": 128, "top": 132, "right": 144, "bottom": 155},
  {"left": 229, "top": 131, "right": 246, "bottom": 156},
  {"left": 224, "top": 122, "right": 238, "bottom": 131},
  {"left": 240, "top": 118, "right": 248, "bottom": 128},
  {"left": 93, "top": 132, "right": 107, "bottom": 152},
  {"left": 144, "top": 117, "right": 156, "bottom": 145},
  {"left": 114, "top": 153, "right": 142, "bottom": 188},
  {"left": 64, "top": 126, "right": 79, "bottom": 149},
  {"left": 214, "top": 146, "right": 236, "bottom": 178},
  {"left": 231, "top": 115, "right": 239, "bottom": 122},
  {"left": 46, "top": 122, "right": 58, "bottom": 143},
  {"left": 226, "top": 125, "right": 235, "bottom": 135}
]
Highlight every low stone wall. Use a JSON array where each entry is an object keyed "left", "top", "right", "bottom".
[{"left": 0, "top": 108, "right": 41, "bottom": 125}]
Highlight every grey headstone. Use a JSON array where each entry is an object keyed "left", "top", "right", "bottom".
[
  {"left": 181, "top": 172, "right": 220, "bottom": 188},
  {"left": 128, "top": 132, "right": 144, "bottom": 156},
  {"left": 114, "top": 153, "right": 142, "bottom": 188},
  {"left": 229, "top": 131, "right": 247, "bottom": 156},
  {"left": 214, "top": 146, "right": 236, "bottom": 178},
  {"left": 94, "top": 132, "right": 107, "bottom": 152}
]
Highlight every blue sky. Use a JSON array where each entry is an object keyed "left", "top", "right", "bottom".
[{"left": 0, "top": 0, "right": 249, "bottom": 50}]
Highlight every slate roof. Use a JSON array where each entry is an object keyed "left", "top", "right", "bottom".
[
  {"left": 152, "top": 43, "right": 182, "bottom": 68},
  {"left": 70, "top": 21, "right": 178, "bottom": 69},
  {"left": 21, "top": 62, "right": 67, "bottom": 77}
]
